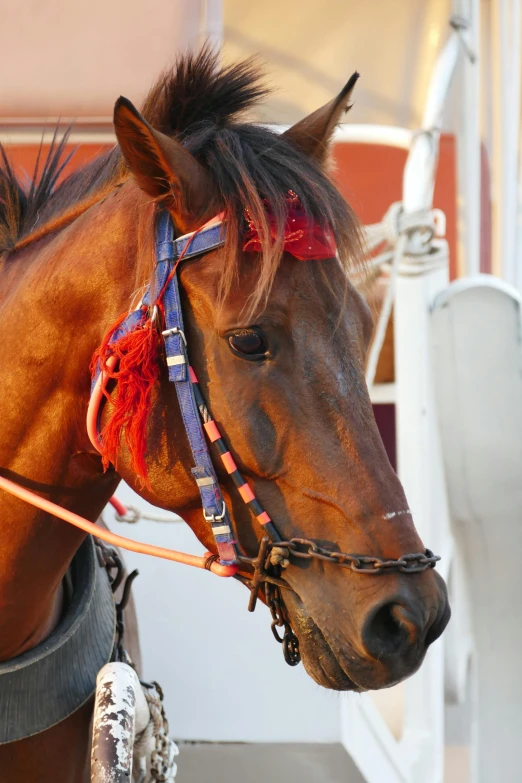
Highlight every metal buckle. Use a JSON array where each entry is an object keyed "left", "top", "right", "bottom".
[
  {"left": 162, "top": 326, "right": 187, "bottom": 346},
  {"left": 203, "top": 502, "right": 226, "bottom": 522}
]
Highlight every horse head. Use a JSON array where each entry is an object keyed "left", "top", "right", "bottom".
[{"left": 97, "top": 50, "right": 449, "bottom": 691}]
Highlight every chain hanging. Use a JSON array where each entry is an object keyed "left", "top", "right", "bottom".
[
  {"left": 95, "top": 538, "right": 139, "bottom": 663},
  {"left": 235, "top": 536, "right": 439, "bottom": 666},
  {"left": 134, "top": 681, "right": 179, "bottom": 783},
  {"left": 266, "top": 582, "right": 300, "bottom": 666}
]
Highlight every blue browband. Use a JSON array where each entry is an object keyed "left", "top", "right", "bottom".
[{"left": 155, "top": 220, "right": 225, "bottom": 262}]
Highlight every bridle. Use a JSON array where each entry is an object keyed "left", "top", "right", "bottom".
[
  {"left": 89, "top": 210, "right": 440, "bottom": 665},
  {"left": 0, "top": 209, "right": 441, "bottom": 667}
]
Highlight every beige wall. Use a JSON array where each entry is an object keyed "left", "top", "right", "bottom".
[
  {"left": 224, "top": 0, "right": 452, "bottom": 126},
  {"left": 0, "top": 0, "right": 203, "bottom": 118},
  {"left": 0, "top": 0, "right": 454, "bottom": 128}
]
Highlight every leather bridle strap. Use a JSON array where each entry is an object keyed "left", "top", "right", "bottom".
[
  {"left": 0, "top": 207, "right": 442, "bottom": 601},
  {"left": 144, "top": 211, "right": 237, "bottom": 564},
  {"left": 89, "top": 211, "right": 283, "bottom": 567},
  {"left": 143, "top": 212, "right": 285, "bottom": 563}
]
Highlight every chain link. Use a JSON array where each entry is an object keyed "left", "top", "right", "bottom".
[
  {"left": 94, "top": 539, "right": 139, "bottom": 663},
  {"left": 135, "top": 681, "right": 179, "bottom": 783},
  {"left": 95, "top": 539, "right": 125, "bottom": 592},
  {"left": 271, "top": 538, "right": 440, "bottom": 574},
  {"left": 265, "top": 583, "right": 300, "bottom": 666}
]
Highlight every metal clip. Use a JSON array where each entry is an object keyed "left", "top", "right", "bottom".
[{"left": 203, "top": 502, "right": 226, "bottom": 522}]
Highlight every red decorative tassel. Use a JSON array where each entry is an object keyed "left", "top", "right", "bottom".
[{"left": 91, "top": 312, "right": 160, "bottom": 483}]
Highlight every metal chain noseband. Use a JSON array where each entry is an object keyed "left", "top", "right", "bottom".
[
  {"left": 233, "top": 536, "right": 439, "bottom": 666},
  {"left": 263, "top": 538, "right": 440, "bottom": 574}
]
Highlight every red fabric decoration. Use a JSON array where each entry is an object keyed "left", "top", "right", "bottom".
[
  {"left": 243, "top": 191, "right": 337, "bottom": 260},
  {"left": 91, "top": 312, "right": 160, "bottom": 484}
]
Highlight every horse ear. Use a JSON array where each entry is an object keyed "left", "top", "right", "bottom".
[
  {"left": 282, "top": 72, "right": 359, "bottom": 163},
  {"left": 113, "top": 96, "right": 214, "bottom": 228}
]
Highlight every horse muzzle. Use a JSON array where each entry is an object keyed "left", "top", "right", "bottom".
[{"left": 283, "top": 568, "right": 450, "bottom": 691}]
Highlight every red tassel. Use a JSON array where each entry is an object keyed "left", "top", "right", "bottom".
[{"left": 91, "top": 313, "right": 160, "bottom": 483}]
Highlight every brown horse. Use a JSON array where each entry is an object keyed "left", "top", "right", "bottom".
[{"left": 0, "top": 49, "right": 449, "bottom": 782}]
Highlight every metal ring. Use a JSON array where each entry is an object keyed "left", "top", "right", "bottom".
[
  {"left": 150, "top": 305, "right": 160, "bottom": 326},
  {"left": 203, "top": 502, "right": 226, "bottom": 522},
  {"left": 204, "top": 553, "right": 220, "bottom": 571}
]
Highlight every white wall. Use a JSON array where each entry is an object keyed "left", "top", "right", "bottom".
[{"left": 114, "top": 482, "right": 341, "bottom": 743}]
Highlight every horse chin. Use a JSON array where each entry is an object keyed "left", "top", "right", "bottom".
[
  {"left": 297, "top": 624, "right": 362, "bottom": 692},
  {"left": 284, "top": 595, "right": 367, "bottom": 692},
  {"left": 284, "top": 592, "right": 417, "bottom": 692}
]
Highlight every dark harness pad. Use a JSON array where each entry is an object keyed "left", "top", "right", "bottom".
[{"left": 0, "top": 537, "right": 116, "bottom": 743}]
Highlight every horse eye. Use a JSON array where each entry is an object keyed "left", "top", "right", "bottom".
[{"left": 227, "top": 328, "right": 268, "bottom": 360}]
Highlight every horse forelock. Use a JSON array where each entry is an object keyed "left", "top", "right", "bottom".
[{"left": 138, "top": 47, "right": 363, "bottom": 313}]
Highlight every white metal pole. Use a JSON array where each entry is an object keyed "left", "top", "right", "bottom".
[
  {"left": 456, "top": 0, "right": 482, "bottom": 277},
  {"left": 395, "top": 19, "right": 467, "bottom": 782},
  {"left": 516, "top": 122, "right": 522, "bottom": 292},
  {"left": 490, "top": 0, "right": 503, "bottom": 277},
  {"left": 403, "top": 28, "right": 462, "bottom": 223},
  {"left": 491, "top": 0, "right": 521, "bottom": 283}
]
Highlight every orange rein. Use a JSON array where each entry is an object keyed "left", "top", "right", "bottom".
[
  {"left": 0, "top": 475, "right": 237, "bottom": 577},
  {"left": 0, "top": 216, "right": 239, "bottom": 577}
]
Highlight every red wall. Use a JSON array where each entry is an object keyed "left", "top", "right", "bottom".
[{"left": 5, "top": 143, "right": 113, "bottom": 186}]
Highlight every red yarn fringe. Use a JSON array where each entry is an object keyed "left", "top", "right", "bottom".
[{"left": 91, "top": 312, "right": 160, "bottom": 483}]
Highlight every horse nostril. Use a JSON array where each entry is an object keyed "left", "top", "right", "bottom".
[{"left": 362, "top": 601, "right": 418, "bottom": 660}]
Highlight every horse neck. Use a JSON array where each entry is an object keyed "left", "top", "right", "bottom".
[{"left": 0, "top": 182, "right": 150, "bottom": 660}]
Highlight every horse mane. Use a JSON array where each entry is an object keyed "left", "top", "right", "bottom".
[
  {"left": 0, "top": 46, "right": 363, "bottom": 308},
  {"left": 0, "top": 135, "right": 124, "bottom": 253}
]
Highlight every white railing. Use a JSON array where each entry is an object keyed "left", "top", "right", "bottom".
[{"left": 340, "top": 18, "right": 475, "bottom": 783}]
